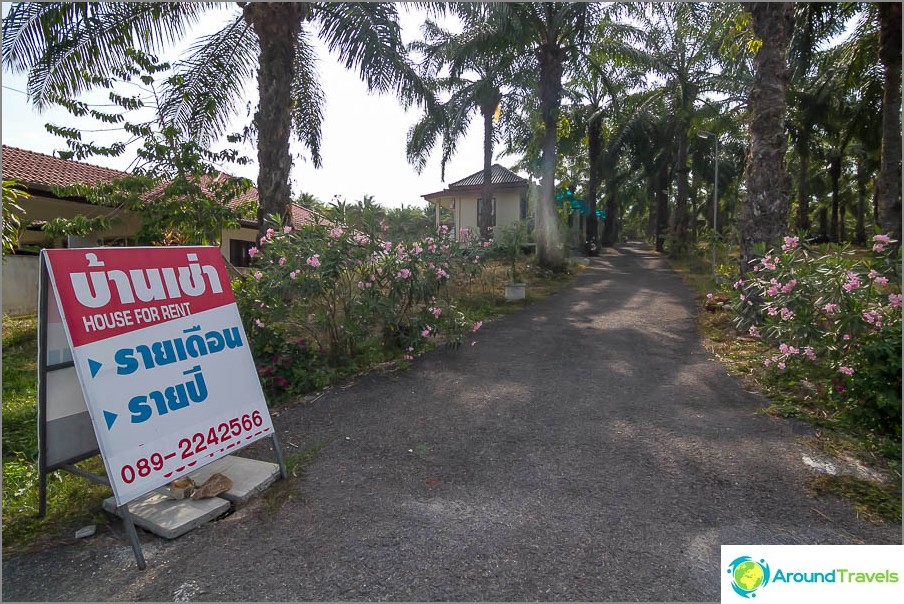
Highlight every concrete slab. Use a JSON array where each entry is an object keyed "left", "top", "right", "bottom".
[
  {"left": 103, "top": 491, "right": 230, "bottom": 540},
  {"left": 186, "top": 455, "right": 281, "bottom": 504}
]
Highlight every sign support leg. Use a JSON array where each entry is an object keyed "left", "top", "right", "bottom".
[
  {"left": 270, "top": 433, "right": 288, "bottom": 480},
  {"left": 118, "top": 504, "right": 146, "bottom": 570}
]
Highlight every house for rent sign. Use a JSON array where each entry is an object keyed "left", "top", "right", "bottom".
[{"left": 42, "top": 246, "right": 275, "bottom": 506}]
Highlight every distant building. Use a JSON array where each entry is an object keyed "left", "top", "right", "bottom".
[{"left": 422, "top": 164, "right": 529, "bottom": 239}]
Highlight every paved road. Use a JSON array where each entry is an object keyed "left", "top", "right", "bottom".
[{"left": 3, "top": 242, "right": 899, "bottom": 601}]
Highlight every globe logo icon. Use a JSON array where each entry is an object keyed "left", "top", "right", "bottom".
[{"left": 727, "top": 556, "right": 771, "bottom": 598}]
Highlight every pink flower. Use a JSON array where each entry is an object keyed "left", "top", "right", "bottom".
[
  {"left": 889, "top": 293, "right": 902, "bottom": 308},
  {"left": 843, "top": 334, "right": 851, "bottom": 341},
  {"left": 781, "top": 279, "right": 797, "bottom": 294},
  {"left": 421, "top": 327, "right": 431, "bottom": 337},
  {"left": 873, "top": 243, "right": 886, "bottom": 253},
  {"left": 266, "top": 228, "right": 275, "bottom": 238},
  {"left": 767, "top": 307, "right": 778, "bottom": 316},
  {"left": 764, "top": 358, "right": 772, "bottom": 367},
  {"left": 823, "top": 303, "right": 839, "bottom": 314},
  {"left": 862, "top": 310, "right": 884, "bottom": 328},
  {"left": 471, "top": 321, "right": 483, "bottom": 333},
  {"left": 839, "top": 366, "right": 854, "bottom": 376},
  {"left": 289, "top": 270, "right": 298, "bottom": 280},
  {"left": 428, "top": 244, "right": 437, "bottom": 252},
  {"left": 412, "top": 245, "right": 423, "bottom": 255},
  {"left": 777, "top": 361, "right": 786, "bottom": 370},
  {"left": 804, "top": 346, "right": 816, "bottom": 361},
  {"left": 382, "top": 242, "right": 393, "bottom": 251},
  {"left": 781, "top": 236, "right": 799, "bottom": 252},
  {"left": 248, "top": 246, "right": 259, "bottom": 258},
  {"left": 403, "top": 355, "right": 414, "bottom": 361},
  {"left": 748, "top": 326, "right": 761, "bottom": 338},
  {"left": 396, "top": 268, "right": 411, "bottom": 279},
  {"left": 260, "top": 236, "right": 268, "bottom": 245},
  {"left": 780, "top": 307, "right": 794, "bottom": 321},
  {"left": 253, "top": 271, "right": 263, "bottom": 280},
  {"left": 306, "top": 254, "right": 320, "bottom": 268},
  {"left": 278, "top": 256, "right": 286, "bottom": 266},
  {"left": 733, "top": 279, "right": 745, "bottom": 290},
  {"left": 431, "top": 307, "right": 442, "bottom": 319},
  {"left": 706, "top": 293, "right": 714, "bottom": 300},
  {"left": 284, "top": 225, "right": 293, "bottom": 234},
  {"left": 875, "top": 277, "right": 889, "bottom": 285},
  {"left": 873, "top": 234, "right": 892, "bottom": 244},
  {"left": 254, "top": 319, "right": 265, "bottom": 328},
  {"left": 328, "top": 227, "right": 344, "bottom": 239}
]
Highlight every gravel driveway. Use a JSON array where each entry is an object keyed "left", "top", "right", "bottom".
[{"left": 3, "top": 242, "right": 899, "bottom": 601}]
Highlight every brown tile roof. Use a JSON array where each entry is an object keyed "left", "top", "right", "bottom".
[
  {"left": 1, "top": 144, "right": 130, "bottom": 188},
  {"left": 1, "top": 144, "right": 321, "bottom": 230}
]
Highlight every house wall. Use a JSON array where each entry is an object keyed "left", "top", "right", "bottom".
[
  {"left": 17, "top": 193, "right": 141, "bottom": 248},
  {"left": 2, "top": 254, "right": 40, "bottom": 315},
  {"left": 456, "top": 187, "right": 526, "bottom": 239}
]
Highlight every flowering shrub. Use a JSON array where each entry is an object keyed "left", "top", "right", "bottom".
[
  {"left": 233, "top": 209, "right": 488, "bottom": 396},
  {"left": 720, "top": 234, "right": 901, "bottom": 436}
]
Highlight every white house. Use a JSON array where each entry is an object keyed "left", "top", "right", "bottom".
[{"left": 422, "top": 164, "right": 530, "bottom": 239}]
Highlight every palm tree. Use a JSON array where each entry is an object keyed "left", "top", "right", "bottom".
[
  {"left": 625, "top": 3, "right": 741, "bottom": 256},
  {"left": 2, "top": 2, "right": 432, "bottom": 237},
  {"left": 876, "top": 2, "right": 902, "bottom": 240},
  {"left": 738, "top": 2, "right": 795, "bottom": 272},
  {"left": 406, "top": 19, "right": 519, "bottom": 241},
  {"left": 449, "top": 3, "right": 604, "bottom": 269}
]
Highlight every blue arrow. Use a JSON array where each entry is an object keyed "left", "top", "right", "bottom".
[
  {"left": 104, "top": 410, "right": 118, "bottom": 430},
  {"left": 88, "top": 358, "right": 102, "bottom": 378}
]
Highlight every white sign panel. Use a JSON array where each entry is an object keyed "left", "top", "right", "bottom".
[{"left": 42, "top": 246, "right": 275, "bottom": 505}]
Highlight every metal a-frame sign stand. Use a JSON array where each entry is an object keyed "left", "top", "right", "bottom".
[{"left": 36, "top": 249, "right": 287, "bottom": 570}]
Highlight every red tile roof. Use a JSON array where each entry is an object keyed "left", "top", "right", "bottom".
[
  {"left": 1, "top": 144, "right": 321, "bottom": 230},
  {"left": 1, "top": 145, "right": 131, "bottom": 188}
]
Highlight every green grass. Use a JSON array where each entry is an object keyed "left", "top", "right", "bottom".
[
  {"left": 666, "top": 249, "right": 902, "bottom": 524},
  {"left": 2, "top": 315, "right": 113, "bottom": 554}
]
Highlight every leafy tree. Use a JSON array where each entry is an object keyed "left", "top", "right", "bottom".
[
  {"left": 43, "top": 49, "right": 255, "bottom": 246},
  {"left": 2, "top": 179, "right": 29, "bottom": 255},
  {"left": 2, "top": 2, "right": 433, "bottom": 237}
]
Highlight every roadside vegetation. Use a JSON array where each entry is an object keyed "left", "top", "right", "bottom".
[{"left": 668, "top": 236, "right": 902, "bottom": 524}]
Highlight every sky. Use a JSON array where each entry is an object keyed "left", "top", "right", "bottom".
[{"left": 1, "top": 4, "right": 512, "bottom": 210}]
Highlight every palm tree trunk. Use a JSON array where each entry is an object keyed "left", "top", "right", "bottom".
[
  {"left": 479, "top": 98, "right": 498, "bottom": 241},
  {"left": 795, "top": 134, "right": 811, "bottom": 233},
  {"left": 855, "top": 159, "right": 867, "bottom": 245},
  {"left": 536, "top": 43, "right": 566, "bottom": 269},
  {"left": 244, "top": 2, "right": 305, "bottom": 236},
  {"left": 670, "top": 127, "right": 690, "bottom": 255},
  {"left": 655, "top": 162, "right": 670, "bottom": 252},
  {"left": 829, "top": 152, "right": 841, "bottom": 242},
  {"left": 739, "top": 2, "right": 794, "bottom": 272},
  {"left": 586, "top": 113, "right": 602, "bottom": 251},
  {"left": 877, "top": 2, "right": 902, "bottom": 241}
]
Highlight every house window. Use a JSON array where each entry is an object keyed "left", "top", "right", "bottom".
[
  {"left": 520, "top": 196, "right": 528, "bottom": 220},
  {"left": 229, "top": 239, "right": 255, "bottom": 268},
  {"left": 476, "top": 197, "right": 496, "bottom": 227}
]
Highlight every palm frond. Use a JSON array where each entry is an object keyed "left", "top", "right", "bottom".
[
  {"left": 315, "top": 2, "right": 434, "bottom": 110},
  {"left": 160, "top": 10, "right": 257, "bottom": 143},
  {"left": 3, "top": 2, "right": 214, "bottom": 107},
  {"left": 290, "top": 29, "right": 325, "bottom": 169}
]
